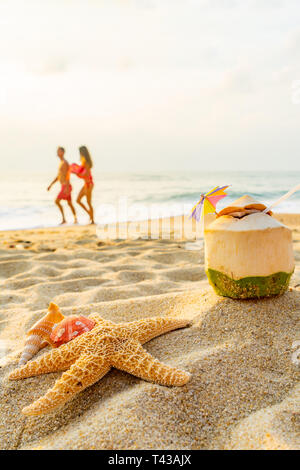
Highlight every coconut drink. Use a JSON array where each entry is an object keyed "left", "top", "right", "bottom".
[{"left": 204, "top": 195, "right": 295, "bottom": 299}]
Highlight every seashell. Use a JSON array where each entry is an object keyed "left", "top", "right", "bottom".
[
  {"left": 50, "top": 315, "right": 95, "bottom": 348},
  {"left": 18, "top": 335, "right": 47, "bottom": 367},
  {"left": 18, "top": 302, "right": 64, "bottom": 367}
]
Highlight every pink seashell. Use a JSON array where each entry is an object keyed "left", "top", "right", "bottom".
[{"left": 50, "top": 315, "right": 95, "bottom": 347}]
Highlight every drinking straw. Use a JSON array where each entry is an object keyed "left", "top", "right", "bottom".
[{"left": 263, "top": 183, "right": 300, "bottom": 213}]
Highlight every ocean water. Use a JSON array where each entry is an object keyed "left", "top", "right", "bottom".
[{"left": 0, "top": 171, "right": 300, "bottom": 231}]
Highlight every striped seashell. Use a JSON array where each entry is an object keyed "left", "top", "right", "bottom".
[
  {"left": 50, "top": 315, "right": 95, "bottom": 348},
  {"left": 18, "top": 302, "right": 64, "bottom": 367},
  {"left": 18, "top": 335, "right": 48, "bottom": 367}
]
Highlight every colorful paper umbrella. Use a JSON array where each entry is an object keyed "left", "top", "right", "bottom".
[{"left": 190, "top": 185, "right": 230, "bottom": 222}]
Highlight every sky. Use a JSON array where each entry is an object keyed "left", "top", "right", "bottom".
[{"left": 1, "top": 0, "right": 300, "bottom": 173}]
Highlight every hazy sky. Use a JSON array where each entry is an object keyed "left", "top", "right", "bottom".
[{"left": 1, "top": 0, "right": 300, "bottom": 173}]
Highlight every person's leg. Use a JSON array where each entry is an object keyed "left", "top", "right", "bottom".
[
  {"left": 86, "top": 188, "right": 95, "bottom": 224},
  {"left": 55, "top": 198, "right": 66, "bottom": 224},
  {"left": 76, "top": 186, "right": 90, "bottom": 217},
  {"left": 67, "top": 201, "right": 78, "bottom": 224}
]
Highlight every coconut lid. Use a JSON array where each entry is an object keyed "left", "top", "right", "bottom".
[
  {"left": 206, "top": 212, "right": 289, "bottom": 232},
  {"left": 218, "top": 195, "right": 272, "bottom": 217}
]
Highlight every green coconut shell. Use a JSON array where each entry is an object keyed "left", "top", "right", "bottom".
[{"left": 206, "top": 268, "right": 293, "bottom": 299}]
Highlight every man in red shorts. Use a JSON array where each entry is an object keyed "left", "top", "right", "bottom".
[{"left": 47, "top": 147, "right": 78, "bottom": 224}]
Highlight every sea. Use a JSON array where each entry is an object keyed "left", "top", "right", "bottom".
[{"left": 1, "top": 171, "right": 300, "bottom": 231}]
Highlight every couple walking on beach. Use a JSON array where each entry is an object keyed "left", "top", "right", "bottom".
[{"left": 47, "top": 146, "right": 95, "bottom": 225}]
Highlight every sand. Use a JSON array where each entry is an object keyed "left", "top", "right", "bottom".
[{"left": 0, "top": 215, "right": 299, "bottom": 450}]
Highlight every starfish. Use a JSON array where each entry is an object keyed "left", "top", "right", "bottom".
[{"left": 9, "top": 314, "right": 191, "bottom": 416}]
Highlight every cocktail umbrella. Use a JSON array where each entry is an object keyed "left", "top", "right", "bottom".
[{"left": 190, "top": 185, "right": 230, "bottom": 222}]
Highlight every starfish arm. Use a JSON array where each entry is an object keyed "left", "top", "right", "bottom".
[
  {"left": 126, "top": 317, "right": 191, "bottom": 345},
  {"left": 111, "top": 339, "right": 191, "bottom": 387},
  {"left": 9, "top": 342, "right": 80, "bottom": 381},
  {"left": 88, "top": 313, "right": 115, "bottom": 327},
  {"left": 22, "top": 354, "right": 110, "bottom": 416}
]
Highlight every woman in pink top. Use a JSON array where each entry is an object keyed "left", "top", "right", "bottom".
[{"left": 70, "top": 146, "right": 95, "bottom": 224}]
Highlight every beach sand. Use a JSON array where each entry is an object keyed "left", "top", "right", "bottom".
[{"left": 0, "top": 214, "right": 299, "bottom": 450}]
